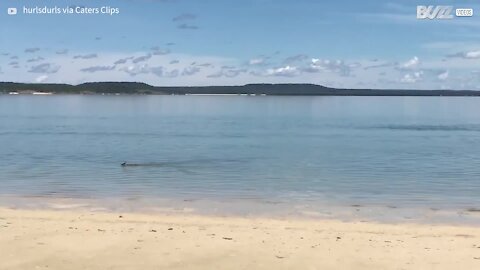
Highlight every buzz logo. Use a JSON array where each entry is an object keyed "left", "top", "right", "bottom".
[{"left": 417, "top": 5, "right": 453, "bottom": 19}]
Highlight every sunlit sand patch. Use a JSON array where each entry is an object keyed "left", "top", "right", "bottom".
[
  {"left": 46, "top": 203, "right": 91, "bottom": 210},
  {"left": 88, "top": 207, "right": 110, "bottom": 212},
  {"left": 299, "top": 210, "right": 332, "bottom": 218},
  {"left": 148, "top": 207, "right": 196, "bottom": 214}
]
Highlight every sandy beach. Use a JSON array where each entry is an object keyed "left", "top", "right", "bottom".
[{"left": 0, "top": 207, "right": 479, "bottom": 270}]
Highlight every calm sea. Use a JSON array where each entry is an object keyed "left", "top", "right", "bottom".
[{"left": 1, "top": 95, "right": 479, "bottom": 223}]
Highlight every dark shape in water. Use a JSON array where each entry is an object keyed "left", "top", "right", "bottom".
[
  {"left": 120, "top": 158, "right": 246, "bottom": 168},
  {"left": 122, "top": 162, "right": 156, "bottom": 167},
  {"left": 121, "top": 162, "right": 167, "bottom": 167},
  {"left": 120, "top": 158, "right": 249, "bottom": 175}
]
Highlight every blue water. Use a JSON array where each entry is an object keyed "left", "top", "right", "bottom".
[{"left": 1, "top": 95, "right": 479, "bottom": 221}]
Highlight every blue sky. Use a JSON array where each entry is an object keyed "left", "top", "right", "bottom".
[{"left": 0, "top": 0, "right": 479, "bottom": 89}]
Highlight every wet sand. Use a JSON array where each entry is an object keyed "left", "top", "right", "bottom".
[{"left": 0, "top": 207, "right": 479, "bottom": 270}]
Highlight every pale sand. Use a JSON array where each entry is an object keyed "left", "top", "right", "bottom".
[{"left": 0, "top": 207, "right": 479, "bottom": 270}]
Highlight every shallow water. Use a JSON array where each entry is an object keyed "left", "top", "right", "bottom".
[{"left": 1, "top": 95, "right": 479, "bottom": 223}]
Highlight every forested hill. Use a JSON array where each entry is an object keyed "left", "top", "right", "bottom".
[{"left": 1, "top": 82, "right": 480, "bottom": 96}]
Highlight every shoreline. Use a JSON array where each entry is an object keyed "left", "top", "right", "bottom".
[
  {"left": 1, "top": 207, "right": 479, "bottom": 269},
  {"left": 3, "top": 92, "right": 480, "bottom": 97},
  {"left": 1, "top": 195, "right": 480, "bottom": 227},
  {"left": 2, "top": 82, "right": 480, "bottom": 96}
]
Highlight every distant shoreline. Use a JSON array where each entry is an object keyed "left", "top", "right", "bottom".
[{"left": 2, "top": 82, "right": 480, "bottom": 96}]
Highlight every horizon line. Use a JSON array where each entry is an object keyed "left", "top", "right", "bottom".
[{"left": 1, "top": 81, "right": 479, "bottom": 92}]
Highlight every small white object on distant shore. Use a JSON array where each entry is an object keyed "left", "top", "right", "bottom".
[{"left": 6, "top": 91, "right": 53, "bottom": 95}]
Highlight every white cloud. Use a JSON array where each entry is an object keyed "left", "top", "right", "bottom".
[
  {"left": 248, "top": 57, "right": 267, "bottom": 65},
  {"left": 120, "top": 64, "right": 150, "bottom": 76},
  {"left": 305, "top": 58, "right": 354, "bottom": 76},
  {"left": 437, "top": 70, "right": 449, "bottom": 81},
  {"left": 1, "top": 46, "right": 478, "bottom": 90},
  {"left": 266, "top": 65, "right": 298, "bottom": 77},
  {"left": 448, "top": 50, "right": 480, "bottom": 59},
  {"left": 465, "top": 51, "right": 480, "bottom": 59},
  {"left": 399, "top": 56, "right": 419, "bottom": 70},
  {"left": 35, "top": 75, "right": 48, "bottom": 83},
  {"left": 400, "top": 71, "right": 423, "bottom": 83}
]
